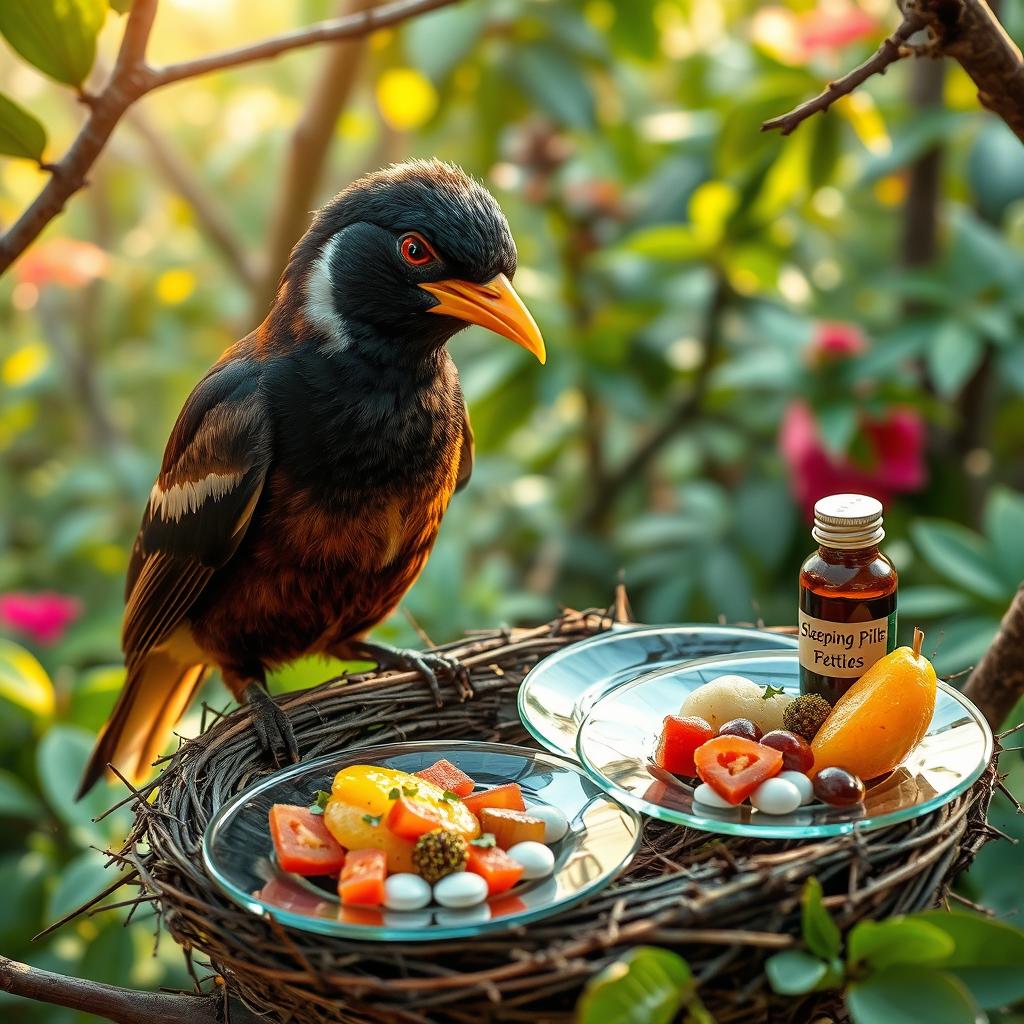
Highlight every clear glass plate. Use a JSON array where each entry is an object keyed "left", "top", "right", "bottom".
[
  {"left": 518, "top": 625, "right": 798, "bottom": 759},
  {"left": 576, "top": 651, "right": 993, "bottom": 839},
  {"left": 203, "top": 741, "right": 641, "bottom": 940}
]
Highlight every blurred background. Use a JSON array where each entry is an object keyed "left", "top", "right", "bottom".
[{"left": 2, "top": 0, "right": 1024, "bottom": 1018}]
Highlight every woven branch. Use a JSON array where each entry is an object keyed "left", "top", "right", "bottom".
[{"left": 78, "top": 607, "right": 996, "bottom": 1024}]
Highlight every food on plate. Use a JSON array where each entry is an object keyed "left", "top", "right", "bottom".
[
  {"left": 654, "top": 715, "right": 714, "bottom": 775},
  {"left": 759, "top": 730, "right": 814, "bottom": 774},
  {"left": 777, "top": 770, "right": 814, "bottom": 806},
  {"left": 812, "top": 766, "right": 866, "bottom": 807},
  {"left": 693, "top": 782, "right": 733, "bottom": 809},
  {"left": 507, "top": 840, "right": 556, "bottom": 880},
  {"left": 749, "top": 777, "right": 802, "bottom": 815},
  {"left": 462, "top": 782, "right": 526, "bottom": 817},
  {"left": 783, "top": 693, "right": 833, "bottom": 741},
  {"left": 679, "top": 675, "right": 793, "bottom": 733},
  {"left": 338, "top": 849, "right": 387, "bottom": 906},
  {"left": 694, "top": 736, "right": 784, "bottom": 805},
  {"left": 413, "top": 829, "right": 468, "bottom": 883},
  {"left": 269, "top": 804, "right": 347, "bottom": 875},
  {"left": 811, "top": 628, "right": 936, "bottom": 781},
  {"left": 717, "top": 718, "right": 763, "bottom": 742},
  {"left": 466, "top": 845, "right": 525, "bottom": 894},
  {"left": 480, "top": 807, "right": 545, "bottom": 849},
  {"left": 267, "top": 760, "right": 563, "bottom": 917}
]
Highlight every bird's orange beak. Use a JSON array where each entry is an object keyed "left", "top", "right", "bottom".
[{"left": 420, "top": 273, "right": 546, "bottom": 364}]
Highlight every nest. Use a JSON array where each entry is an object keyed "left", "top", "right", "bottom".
[{"left": 101, "top": 608, "right": 997, "bottom": 1024}]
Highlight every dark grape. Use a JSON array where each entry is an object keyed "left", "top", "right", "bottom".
[
  {"left": 813, "top": 767, "right": 865, "bottom": 807},
  {"left": 717, "top": 718, "right": 762, "bottom": 742},
  {"left": 759, "top": 730, "right": 814, "bottom": 773}
]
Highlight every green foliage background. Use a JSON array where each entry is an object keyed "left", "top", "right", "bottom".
[{"left": 1, "top": 0, "right": 1024, "bottom": 1020}]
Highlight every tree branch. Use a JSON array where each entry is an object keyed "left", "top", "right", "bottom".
[
  {"left": 964, "top": 586, "right": 1024, "bottom": 728},
  {"left": 762, "top": 14, "right": 925, "bottom": 136},
  {"left": 0, "top": 0, "right": 460, "bottom": 278}
]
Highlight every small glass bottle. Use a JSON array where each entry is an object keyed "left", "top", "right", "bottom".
[{"left": 799, "top": 494, "right": 898, "bottom": 703}]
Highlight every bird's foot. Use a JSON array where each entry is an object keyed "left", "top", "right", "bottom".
[
  {"left": 243, "top": 683, "right": 300, "bottom": 767},
  {"left": 358, "top": 643, "right": 473, "bottom": 707}
]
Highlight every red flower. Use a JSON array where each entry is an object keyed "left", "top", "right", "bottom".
[
  {"left": 797, "top": 6, "right": 879, "bottom": 53},
  {"left": 807, "top": 321, "right": 868, "bottom": 364},
  {"left": 780, "top": 401, "right": 927, "bottom": 518},
  {"left": 0, "top": 592, "right": 82, "bottom": 646},
  {"left": 16, "top": 239, "right": 109, "bottom": 289}
]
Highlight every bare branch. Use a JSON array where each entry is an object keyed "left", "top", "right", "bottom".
[
  {"left": 0, "top": 0, "right": 460, "bottom": 278},
  {"left": 762, "top": 14, "right": 925, "bottom": 136}
]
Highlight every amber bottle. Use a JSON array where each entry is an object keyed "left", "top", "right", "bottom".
[{"left": 799, "top": 494, "right": 898, "bottom": 704}]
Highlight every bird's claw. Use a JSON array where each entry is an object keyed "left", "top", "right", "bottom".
[
  {"left": 363, "top": 645, "right": 473, "bottom": 707},
  {"left": 244, "top": 683, "right": 300, "bottom": 767}
]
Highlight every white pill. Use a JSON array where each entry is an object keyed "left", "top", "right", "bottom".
[
  {"left": 529, "top": 804, "right": 570, "bottom": 843},
  {"left": 383, "top": 873, "right": 432, "bottom": 912},
  {"left": 750, "top": 778, "right": 802, "bottom": 815},
  {"left": 693, "top": 783, "right": 734, "bottom": 809},
  {"left": 433, "top": 871, "right": 488, "bottom": 908},
  {"left": 507, "top": 841, "right": 555, "bottom": 879},
  {"left": 778, "top": 770, "right": 814, "bottom": 806}
]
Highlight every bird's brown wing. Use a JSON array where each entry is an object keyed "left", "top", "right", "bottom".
[
  {"left": 122, "top": 358, "right": 273, "bottom": 667},
  {"left": 455, "top": 402, "right": 474, "bottom": 492}
]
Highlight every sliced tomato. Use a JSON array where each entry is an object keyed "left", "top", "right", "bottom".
[
  {"left": 463, "top": 783, "right": 525, "bottom": 818},
  {"left": 694, "top": 737, "right": 784, "bottom": 805},
  {"left": 466, "top": 845, "right": 525, "bottom": 895},
  {"left": 415, "top": 758, "right": 475, "bottom": 797},
  {"left": 269, "top": 804, "right": 347, "bottom": 876},
  {"left": 654, "top": 715, "right": 714, "bottom": 777},
  {"left": 338, "top": 848, "right": 387, "bottom": 906},
  {"left": 385, "top": 796, "right": 445, "bottom": 841}
]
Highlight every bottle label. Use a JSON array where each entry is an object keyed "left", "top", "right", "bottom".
[{"left": 798, "top": 610, "right": 893, "bottom": 679}]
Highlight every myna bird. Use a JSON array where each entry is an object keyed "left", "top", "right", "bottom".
[{"left": 77, "top": 160, "right": 546, "bottom": 798}]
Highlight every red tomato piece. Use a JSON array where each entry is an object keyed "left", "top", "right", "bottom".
[
  {"left": 463, "top": 783, "right": 525, "bottom": 818},
  {"left": 269, "top": 804, "right": 347, "bottom": 876},
  {"left": 415, "top": 758, "right": 475, "bottom": 797},
  {"left": 654, "top": 715, "right": 714, "bottom": 776},
  {"left": 466, "top": 845, "right": 525, "bottom": 895},
  {"left": 694, "top": 737, "right": 784, "bottom": 805},
  {"left": 338, "top": 848, "right": 387, "bottom": 906},
  {"left": 385, "top": 796, "right": 445, "bottom": 841}
]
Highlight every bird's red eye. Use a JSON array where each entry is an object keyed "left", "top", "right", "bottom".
[{"left": 400, "top": 233, "right": 435, "bottom": 267}]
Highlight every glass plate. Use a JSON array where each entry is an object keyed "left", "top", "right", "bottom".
[
  {"left": 203, "top": 741, "right": 641, "bottom": 940},
  {"left": 576, "top": 651, "right": 993, "bottom": 839},
  {"left": 519, "top": 625, "right": 798, "bottom": 759}
]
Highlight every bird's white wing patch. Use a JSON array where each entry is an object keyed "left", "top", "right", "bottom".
[
  {"left": 305, "top": 235, "right": 351, "bottom": 353},
  {"left": 149, "top": 471, "right": 245, "bottom": 522}
]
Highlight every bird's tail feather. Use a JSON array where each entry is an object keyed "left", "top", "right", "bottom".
[{"left": 76, "top": 652, "right": 208, "bottom": 799}]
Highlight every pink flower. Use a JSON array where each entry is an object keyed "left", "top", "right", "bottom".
[
  {"left": 0, "top": 592, "right": 82, "bottom": 646},
  {"left": 808, "top": 321, "right": 868, "bottom": 364},
  {"left": 16, "top": 239, "right": 109, "bottom": 289},
  {"left": 780, "top": 402, "right": 927, "bottom": 518},
  {"left": 797, "top": 5, "right": 879, "bottom": 53}
]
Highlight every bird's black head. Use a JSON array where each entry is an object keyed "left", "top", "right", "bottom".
[{"left": 283, "top": 160, "right": 545, "bottom": 366}]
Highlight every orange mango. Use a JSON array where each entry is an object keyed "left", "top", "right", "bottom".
[{"left": 811, "top": 628, "right": 936, "bottom": 781}]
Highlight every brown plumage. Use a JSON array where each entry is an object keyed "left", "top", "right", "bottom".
[{"left": 78, "top": 161, "right": 544, "bottom": 797}]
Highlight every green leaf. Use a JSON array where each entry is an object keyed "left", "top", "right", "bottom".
[
  {"left": 0, "top": 638, "right": 55, "bottom": 717},
  {"left": 622, "top": 224, "right": 706, "bottom": 261},
  {"left": 911, "top": 520, "right": 1008, "bottom": 602},
  {"left": 404, "top": 2, "right": 484, "bottom": 83},
  {"left": 848, "top": 918, "right": 955, "bottom": 972},
  {"left": 0, "top": 0, "right": 106, "bottom": 87},
  {"left": 0, "top": 852, "right": 49, "bottom": 947},
  {"left": 576, "top": 946, "right": 707, "bottom": 1024},
  {"left": 897, "top": 586, "right": 975, "bottom": 619},
  {"left": 847, "top": 968, "right": 983, "bottom": 1024},
  {"left": 927, "top": 322, "right": 985, "bottom": 399},
  {"left": 765, "top": 951, "right": 828, "bottom": 995},
  {"left": 47, "top": 850, "right": 116, "bottom": 921},
  {"left": 0, "top": 91, "right": 46, "bottom": 161},
  {"left": 510, "top": 43, "right": 595, "bottom": 130},
  {"left": 802, "top": 878, "right": 841, "bottom": 961},
  {"left": 816, "top": 404, "right": 859, "bottom": 457},
  {"left": 913, "top": 911, "right": 1024, "bottom": 1009},
  {"left": 929, "top": 616, "right": 1001, "bottom": 677},
  {"left": 984, "top": 486, "right": 1024, "bottom": 589},
  {"left": 0, "top": 769, "right": 43, "bottom": 820}
]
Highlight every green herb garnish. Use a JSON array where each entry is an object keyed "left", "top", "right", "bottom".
[
  {"left": 762, "top": 683, "right": 786, "bottom": 700},
  {"left": 470, "top": 833, "right": 496, "bottom": 848},
  {"left": 388, "top": 788, "right": 400, "bottom": 800},
  {"left": 308, "top": 790, "right": 330, "bottom": 815},
  {"left": 402, "top": 783, "right": 420, "bottom": 797},
  {"left": 361, "top": 813, "right": 383, "bottom": 827},
  {"left": 441, "top": 790, "right": 461, "bottom": 803}
]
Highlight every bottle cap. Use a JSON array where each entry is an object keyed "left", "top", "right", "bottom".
[{"left": 812, "top": 493, "right": 884, "bottom": 550}]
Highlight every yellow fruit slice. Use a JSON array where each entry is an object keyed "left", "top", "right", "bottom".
[{"left": 811, "top": 627, "right": 937, "bottom": 781}]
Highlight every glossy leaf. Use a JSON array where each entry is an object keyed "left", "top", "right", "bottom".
[
  {"left": 928, "top": 321, "right": 984, "bottom": 399},
  {"left": 0, "top": 639, "right": 56, "bottom": 718},
  {"left": 985, "top": 486, "right": 1024, "bottom": 588},
  {"left": 847, "top": 918, "right": 955, "bottom": 972},
  {"left": 911, "top": 520, "right": 1007, "bottom": 602},
  {"left": 0, "top": 769, "right": 43, "bottom": 820},
  {"left": 802, "top": 877, "right": 841, "bottom": 961},
  {"left": 0, "top": 91, "right": 46, "bottom": 161},
  {"left": 47, "top": 850, "right": 116, "bottom": 921},
  {"left": 0, "top": 0, "right": 106, "bottom": 86},
  {"left": 847, "top": 968, "right": 983, "bottom": 1024},
  {"left": 510, "top": 43, "right": 595, "bottom": 130},
  {"left": 764, "top": 951, "right": 829, "bottom": 995},
  {"left": 897, "top": 586, "right": 974, "bottom": 619}
]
